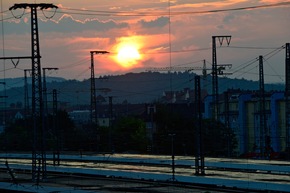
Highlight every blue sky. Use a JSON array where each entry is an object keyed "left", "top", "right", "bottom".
[{"left": 1, "top": 0, "right": 290, "bottom": 83}]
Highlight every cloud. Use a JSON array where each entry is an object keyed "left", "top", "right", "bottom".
[
  {"left": 44, "top": 15, "right": 129, "bottom": 33},
  {"left": 3, "top": 14, "right": 129, "bottom": 34},
  {"left": 170, "top": 0, "right": 249, "bottom": 10},
  {"left": 138, "top": 16, "right": 169, "bottom": 28},
  {"left": 223, "top": 13, "right": 235, "bottom": 23},
  {"left": 1, "top": 0, "right": 289, "bottom": 82}
]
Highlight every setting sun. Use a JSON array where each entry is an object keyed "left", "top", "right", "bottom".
[{"left": 116, "top": 44, "right": 141, "bottom": 68}]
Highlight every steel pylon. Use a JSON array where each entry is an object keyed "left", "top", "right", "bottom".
[{"left": 9, "top": 3, "right": 58, "bottom": 183}]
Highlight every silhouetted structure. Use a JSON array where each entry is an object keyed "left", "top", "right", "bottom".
[
  {"left": 9, "top": 3, "right": 58, "bottom": 182},
  {"left": 211, "top": 35, "right": 231, "bottom": 120},
  {"left": 285, "top": 43, "right": 290, "bottom": 159}
]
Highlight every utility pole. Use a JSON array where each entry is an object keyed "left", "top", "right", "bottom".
[
  {"left": 147, "top": 104, "right": 156, "bottom": 154},
  {"left": 259, "top": 56, "right": 268, "bottom": 158},
  {"left": 42, "top": 67, "right": 58, "bottom": 115},
  {"left": 224, "top": 91, "right": 231, "bottom": 157},
  {"left": 0, "top": 82, "right": 7, "bottom": 126},
  {"left": 42, "top": 67, "right": 58, "bottom": 168},
  {"left": 168, "top": 133, "right": 176, "bottom": 181},
  {"left": 90, "top": 51, "right": 109, "bottom": 126},
  {"left": 24, "top": 69, "right": 31, "bottom": 117},
  {"left": 212, "top": 36, "right": 231, "bottom": 120},
  {"left": 90, "top": 50, "right": 109, "bottom": 153},
  {"left": 52, "top": 89, "right": 60, "bottom": 166},
  {"left": 285, "top": 43, "right": 290, "bottom": 160},
  {"left": 23, "top": 69, "right": 31, "bottom": 147},
  {"left": 109, "top": 96, "right": 113, "bottom": 153},
  {"left": 195, "top": 75, "right": 205, "bottom": 175},
  {"left": 9, "top": 3, "right": 58, "bottom": 182}
]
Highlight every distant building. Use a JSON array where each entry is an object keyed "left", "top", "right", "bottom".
[
  {"left": 205, "top": 89, "right": 288, "bottom": 157},
  {"left": 68, "top": 104, "right": 146, "bottom": 128},
  {"left": 0, "top": 124, "right": 4, "bottom": 133},
  {"left": 161, "top": 88, "right": 208, "bottom": 104},
  {"left": 68, "top": 110, "right": 90, "bottom": 125}
]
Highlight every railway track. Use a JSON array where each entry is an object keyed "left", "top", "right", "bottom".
[
  {"left": 0, "top": 166, "right": 267, "bottom": 193},
  {"left": 0, "top": 153, "right": 289, "bottom": 192}
]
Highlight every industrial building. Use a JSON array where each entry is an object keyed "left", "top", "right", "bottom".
[{"left": 204, "top": 90, "right": 288, "bottom": 157}]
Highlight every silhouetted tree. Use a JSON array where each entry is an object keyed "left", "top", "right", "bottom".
[
  {"left": 0, "top": 110, "right": 78, "bottom": 152},
  {"left": 153, "top": 104, "right": 237, "bottom": 157},
  {"left": 202, "top": 119, "right": 237, "bottom": 157},
  {"left": 113, "top": 116, "right": 147, "bottom": 153},
  {"left": 0, "top": 118, "right": 33, "bottom": 151},
  {"left": 154, "top": 104, "right": 195, "bottom": 155}
]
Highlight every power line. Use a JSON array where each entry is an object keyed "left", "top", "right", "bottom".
[
  {"left": 230, "top": 45, "right": 285, "bottom": 74},
  {"left": 264, "top": 57, "right": 284, "bottom": 82},
  {"left": 0, "top": 9, "right": 9, "bottom": 14},
  {"left": 228, "top": 46, "right": 282, "bottom": 50},
  {"left": 204, "top": 44, "right": 286, "bottom": 86},
  {"left": 0, "top": 12, "right": 30, "bottom": 22},
  {"left": 52, "top": 1, "right": 290, "bottom": 17},
  {"left": 264, "top": 45, "right": 285, "bottom": 60},
  {"left": 144, "top": 47, "right": 211, "bottom": 55},
  {"left": 1, "top": 1, "right": 289, "bottom": 20},
  {"left": 56, "top": 56, "right": 91, "bottom": 70}
]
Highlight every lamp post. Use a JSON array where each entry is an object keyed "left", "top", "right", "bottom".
[
  {"left": 90, "top": 50, "right": 109, "bottom": 153},
  {"left": 90, "top": 51, "right": 109, "bottom": 126},
  {"left": 42, "top": 67, "right": 58, "bottom": 115},
  {"left": 168, "top": 133, "right": 176, "bottom": 181}
]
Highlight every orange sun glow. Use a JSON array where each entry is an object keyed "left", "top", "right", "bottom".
[{"left": 116, "top": 43, "right": 141, "bottom": 68}]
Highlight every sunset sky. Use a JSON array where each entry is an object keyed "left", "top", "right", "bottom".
[{"left": 0, "top": 0, "right": 289, "bottom": 83}]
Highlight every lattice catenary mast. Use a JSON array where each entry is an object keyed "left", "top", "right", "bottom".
[
  {"left": 194, "top": 75, "right": 205, "bottom": 175},
  {"left": 90, "top": 51, "right": 109, "bottom": 153},
  {"left": 24, "top": 69, "right": 31, "bottom": 117},
  {"left": 52, "top": 89, "right": 60, "bottom": 166},
  {"left": 258, "top": 55, "right": 268, "bottom": 157},
  {"left": 9, "top": 3, "right": 58, "bottom": 182},
  {"left": 90, "top": 51, "right": 109, "bottom": 125},
  {"left": 212, "top": 36, "right": 231, "bottom": 120},
  {"left": 285, "top": 43, "right": 290, "bottom": 159}
]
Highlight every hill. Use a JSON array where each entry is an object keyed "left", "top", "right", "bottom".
[
  {"left": 0, "top": 72, "right": 285, "bottom": 107},
  {"left": 0, "top": 77, "right": 66, "bottom": 91}
]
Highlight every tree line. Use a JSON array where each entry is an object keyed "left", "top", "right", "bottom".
[{"left": 0, "top": 105, "right": 237, "bottom": 157}]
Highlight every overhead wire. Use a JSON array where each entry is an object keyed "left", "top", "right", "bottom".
[
  {"left": 41, "top": 7, "right": 57, "bottom": 19},
  {"left": 0, "top": 0, "right": 8, "bottom": 160},
  {"left": 230, "top": 57, "right": 259, "bottom": 75},
  {"left": 228, "top": 45, "right": 285, "bottom": 75},
  {"left": 137, "top": 47, "right": 211, "bottom": 55},
  {"left": 264, "top": 59, "right": 284, "bottom": 82},
  {"left": 0, "top": 66, "right": 23, "bottom": 73},
  {"left": 0, "top": 9, "right": 9, "bottom": 14},
  {"left": 228, "top": 46, "right": 283, "bottom": 50},
  {"left": 263, "top": 45, "right": 285, "bottom": 60},
  {"left": 47, "top": 0, "right": 290, "bottom": 88},
  {"left": 49, "top": 1, "right": 290, "bottom": 17},
  {"left": 146, "top": 43, "right": 285, "bottom": 94},
  {"left": 0, "top": 11, "right": 30, "bottom": 22},
  {"left": 172, "top": 59, "right": 205, "bottom": 67},
  {"left": 218, "top": 44, "right": 286, "bottom": 86},
  {"left": 0, "top": 1, "right": 286, "bottom": 60},
  {"left": 0, "top": 1, "right": 288, "bottom": 98},
  {"left": 192, "top": 44, "right": 287, "bottom": 90},
  {"left": 0, "top": 1, "right": 288, "bottom": 20},
  {"left": 41, "top": 0, "right": 289, "bottom": 81},
  {"left": 9, "top": 7, "right": 26, "bottom": 19},
  {"left": 56, "top": 56, "right": 91, "bottom": 70}
]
